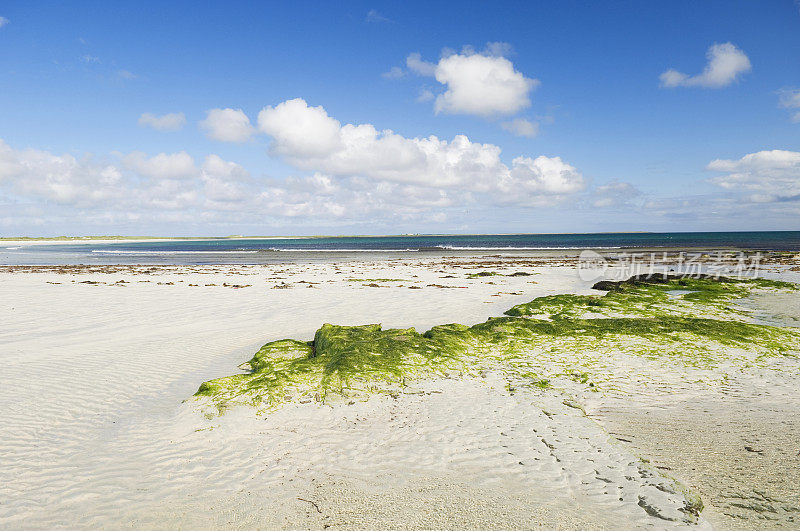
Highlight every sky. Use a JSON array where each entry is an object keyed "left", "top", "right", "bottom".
[{"left": 0, "top": 0, "right": 799, "bottom": 236}]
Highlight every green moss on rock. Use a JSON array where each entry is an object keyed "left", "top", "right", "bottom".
[
  {"left": 193, "top": 275, "right": 800, "bottom": 413},
  {"left": 506, "top": 275, "right": 797, "bottom": 321},
  {"left": 468, "top": 271, "right": 499, "bottom": 278}
]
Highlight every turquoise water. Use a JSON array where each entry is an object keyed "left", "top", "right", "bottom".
[{"left": 2, "top": 231, "right": 798, "bottom": 265}]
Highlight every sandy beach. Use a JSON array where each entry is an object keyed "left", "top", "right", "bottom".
[
  {"left": 1, "top": 253, "right": 799, "bottom": 529},
  {"left": 5, "top": 0, "right": 799, "bottom": 527}
]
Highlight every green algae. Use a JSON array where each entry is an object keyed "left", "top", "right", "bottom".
[
  {"left": 506, "top": 275, "right": 797, "bottom": 321},
  {"left": 467, "top": 271, "right": 536, "bottom": 278},
  {"left": 313, "top": 323, "right": 468, "bottom": 393},
  {"left": 195, "top": 339, "right": 321, "bottom": 408},
  {"left": 194, "top": 275, "right": 800, "bottom": 413},
  {"left": 468, "top": 271, "right": 499, "bottom": 278}
]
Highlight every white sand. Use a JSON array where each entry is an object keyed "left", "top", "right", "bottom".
[{"left": 2, "top": 256, "right": 795, "bottom": 528}]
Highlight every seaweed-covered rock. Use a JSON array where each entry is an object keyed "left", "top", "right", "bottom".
[
  {"left": 193, "top": 275, "right": 800, "bottom": 413},
  {"left": 593, "top": 273, "right": 705, "bottom": 291}
]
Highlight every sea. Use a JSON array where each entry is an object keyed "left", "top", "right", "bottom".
[{"left": 1, "top": 231, "right": 799, "bottom": 265}]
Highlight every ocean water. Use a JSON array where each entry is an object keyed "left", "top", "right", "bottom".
[{"left": 1, "top": 231, "right": 799, "bottom": 265}]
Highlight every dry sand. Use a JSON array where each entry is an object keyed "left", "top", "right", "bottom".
[{"left": 1, "top": 256, "right": 798, "bottom": 529}]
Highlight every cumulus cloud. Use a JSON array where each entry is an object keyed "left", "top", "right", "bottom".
[
  {"left": 138, "top": 112, "right": 186, "bottom": 131},
  {"left": 200, "top": 154, "right": 250, "bottom": 204},
  {"left": 416, "top": 88, "right": 435, "bottom": 102},
  {"left": 0, "top": 89, "right": 594, "bottom": 232},
  {"left": 0, "top": 138, "right": 469, "bottom": 227},
  {"left": 0, "top": 139, "right": 122, "bottom": 207},
  {"left": 405, "top": 45, "right": 538, "bottom": 117},
  {"left": 258, "top": 99, "right": 343, "bottom": 158},
  {"left": 200, "top": 108, "right": 255, "bottom": 143},
  {"left": 406, "top": 52, "right": 437, "bottom": 76},
  {"left": 435, "top": 53, "right": 537, "bottom": 116},
  {"left": 382, "top": 66, "right": 405, "bottom": 79},
  {"left": 660, "top": 42, "right": 751, "bottom": 88},
  {"left": 482, "top": 42, "right": 514, "bottom": 58},
  {"left": 0, "top": 139, "right": 259, "bottom": 215},
  {"left": 501, "top": 118, "right": 539, "bottom": 138},
  {"left": 5, "top": 133, "right": 799, "bottom": 232},
  {"left": 778, "top": 88, "right": 800, "bottom": 123},
  {"left": 499, "top": 156, "right": 585, "bottom": 205},
  {"left": 122, "top": 151, "right": 197, "bottom": 180},
  {"left": 708, "top": 150, "right": 800, "bottom": 202},
  {"left": 255, "top": 98, "right": 584, "bottom": 204},
  {"left": 259, "top": 173, "right": 463, "bottom": 220}
]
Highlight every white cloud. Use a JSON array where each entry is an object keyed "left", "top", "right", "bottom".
[
  {"left": 259, "top": 98, "right": 502, "bottom": 188},
  {"left": 365, "top": 9, "right": 391, "bottom": 23},
  {"left": 259, "top": 174, "right": 463, "bottom": 220},
  {"left": 659, "top": 70, "right": 687, "bottom": 87},
  {"left": 591, "top": 181, "right": 642, "bottom": 208},
  {"left": 0, "top": 138, "right": 469, "bottom": 226},
  {"left": 117, "top": 70, "right": 137, "bottom": 80},
  {"left": 406, "top": 52, "right": 437, "bottom": 76},
  {"left": 501, "top": 118, "right": 539, "bottom": 138},
  {"left": 483, "top": 42, "right": 514, "bottom": 58},
  {"left": 502, "top": 156, "right": 585, "bottom": 200},
  {"left": 435, "top": 52, "right": 538, "bottom": 116},
  {"left": 138, "top": 112, "right": 186, "bottom": 131},
  {"left": 660, "top": 42, "right": 751, "bottom": 88},
  {"left": 122, "top": 151, "right": 197, "bottom": 179},
  {"left": 0, "top": 140, "right": 256, "bottom": 215},
  {"left": 416, "top": 88, "right": 435, "bottom": 102},
  {"left": 255, "top": 98, "right": 584, "bottom": 205},
  {"left": 779, "top": 88, "right": 800, "bottom": 108},
  {"left": 382, "top": 66, "right": 405, "bottom": 79},
  {"left": 778, "top": 88, "right": 800, "bottom": 123},
  {"left": 258, "top": 99, "right": 342, "bottom": 158},
  {"left": 0, "top": 86, "right": 594, "bottom": 232},
  {"left": 0, "top": 139, "right": 122, "bottom": 206},
  {"left": 407, "top": 46, "right": 538, "bottom": 117},
  {"left": 708, "top": 150, "right": 800, "bottom": 202},
  {"left": 200, "top": 108, "right": 255, "bottom": 143},
  {"left": 0, "top": 16, "right": 9, "bottom": 28},
  {"left": 200, "top": 154, "right": 250, "bottom": 203},
  {"left": 81, "top": 54, "right": 100, "bottom": 64},
  {"left": 5, "top": 133, "right": 800, "bottom": 232}
]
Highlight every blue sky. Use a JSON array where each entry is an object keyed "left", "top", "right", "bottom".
[{"left": 0, "top": 1, "right": 799, "bottom": 236}]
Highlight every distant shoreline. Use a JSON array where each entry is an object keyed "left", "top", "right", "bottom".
[
  {"left": 2, "top": 231, "right": 799, "bottom": 263},
  {"left": 2, "top": 229, "right": 799, "bottom": 245}
]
